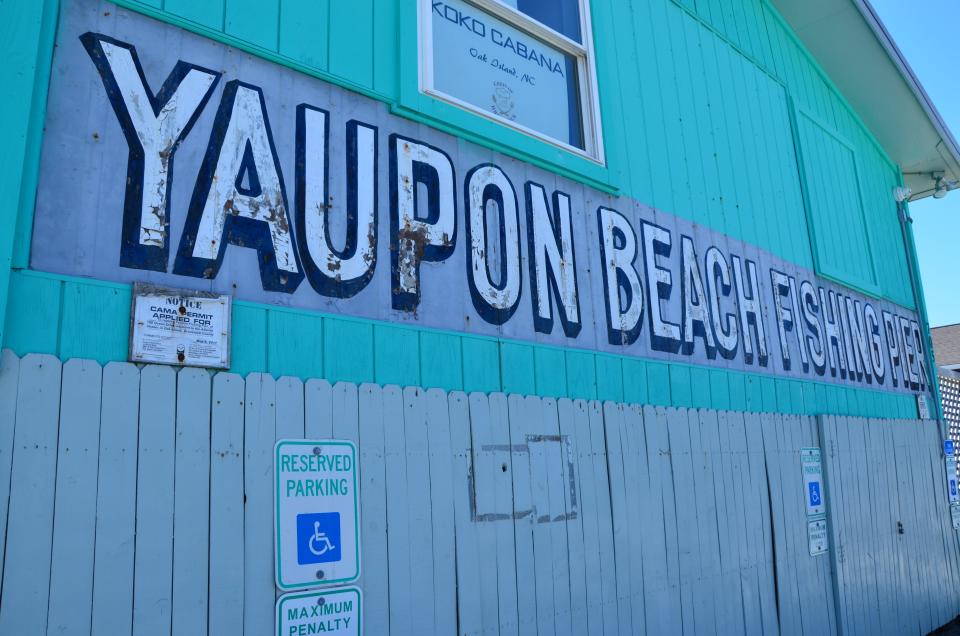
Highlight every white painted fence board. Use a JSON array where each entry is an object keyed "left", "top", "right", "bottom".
[
  {"left": 557, "top": 399, "right": 588, "bottom": 636},
  {"left": 133, "top": 364, "right": 177, "bottom": 636},
  {"left": 172, "top": 368, "right": 211, "bottom": 636},
  {"left": 305, "top": 379, "right": 334, "bottom": 439},
  {"left": 90, "top": 362, "right": 140, "bottom": 636},
  {"left": 700, "top": 410, "right": 728, "bottom": 636},
  {"left": 357, "top": 383, "right": 389, "bottom": 635},
  {"left": 620, "top": 404, "right": 647, "bottom": 635},
  {"left": 565, "top": 400, "right": 603, "bottom": 636},
  {"left": 402, "top": 387, "right": 435, "bottom": 635},
  {"left": 383, "top": 385, "right": 413, "bottom": 635},
  {"left": 540, "top": 398, "right": 573, "bottom": 636},
  {"left": 489, "top": 392, "right": 520, "bottom": 636},
  {"left": 328, "top": 382, "right": 358, "bottom": 443},
  {"left": 426, "top": 388, "right": 457, "bottom": 635},
  {"left": 642, "top": 406, "right": 683, "bottom": 634},
  {"left": 47, "top": 360, "right": 102, "bottom": 636},
  {"left": 0, "top": 350, "right": 20, "bottom": 586},
  {"left": 243, "top": 373, "right": 276, "bottom": 634},
  {"left": 276, "top": 376, "right": 305, "bottom": 439},
  {"left": 0, "top": 355, "right": 62, "bottom": 635},
  {"left": 603, "top": 402, "right": 636, "bottom": 635},
  {"left": 665, "top": 407, "right": 697, "bottom": 635},
  {"left": 449, "top": 391, "right": 483, "bottom": 635},
  {"left": 209, "top": 373, "right": 245, "bottom": 636},
  {"left": 507, "top": 393, "right": 539, "bottom": 635}
]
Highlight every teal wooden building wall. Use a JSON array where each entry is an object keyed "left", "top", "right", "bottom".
[{"left": 0, "top": 0, "right": 933, "bottom": 419}]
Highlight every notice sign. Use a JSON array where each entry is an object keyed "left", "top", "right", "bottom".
[
  {"left": 918, "top": 394, "right": 931, "bottom": 420},
  {"left": 808, "top": 518, "right": 829, "bottom": 556},
  {"left": 801, "top": 448, "right": 825, "bottom": 517},
  {"left": 276, "top": 440, "right": 360, "bottom": 590},
  {"left": 129, "top": 283, "right": 230, "bottom": 369},
  {"left": 952, "top": 504, "right": 960, "bottom": 531},
  {"left": 276, "top": 587, "right": 361, "bottom": 636}
]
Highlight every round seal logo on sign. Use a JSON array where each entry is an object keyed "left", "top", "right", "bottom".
[{"left": 491, "top": 81, "right": 516, "bottom": 120}]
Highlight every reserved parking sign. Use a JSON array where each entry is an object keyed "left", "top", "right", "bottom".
[{"left": 275, "top": 440, "right": 360, "bottom": 590}]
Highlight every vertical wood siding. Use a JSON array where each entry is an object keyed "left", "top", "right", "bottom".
[{"left": 0, "top": 350, "right": 957, "bottom": 634}]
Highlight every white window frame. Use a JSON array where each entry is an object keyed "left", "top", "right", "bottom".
[{"left": 419, "top": 0, "right": 606, "bottom": 163}]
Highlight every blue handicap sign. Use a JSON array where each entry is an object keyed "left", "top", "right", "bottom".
[
  {"left": 947, "top": 440, "right": 956, "bottom": 457},
  {"left": 296, "top": 512, "right": 342, "bottom": 565},
  {"left": 808, "top": 481, "right": 822, "bottom": 507}
]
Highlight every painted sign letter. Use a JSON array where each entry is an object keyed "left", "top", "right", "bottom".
[
  {"left": 598, "top": 208, "right": 644, "bottom": 346},
  {"left": 390, "top": 135, "right": 457, "bottom": 311},
  {"left": 174, "top": 81, "right": 303, "bottom": 292},
  {"left": 295, "top": 105, "right": 378, "bottom": 298},
  {"left": 525, "top": 182, "right": 581, "bottom": 337},
  {"left": 82, "top": 32, "right": 220, "bottom": 272},
  {"left": 465, "top": 164, "right": 522, "bottom": 324}
]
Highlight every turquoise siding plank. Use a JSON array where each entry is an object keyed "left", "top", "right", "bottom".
[
  {"left": 2, "top": 273, "right": 60, "bottom": 357},
  {"left": 669, "top": 365, "right": 693, "bottom": 408},
  {"left": 690, "top": 366, "right": 712, "bottom": 409},
  {"left": 323, "top": 318, "right": 373, "bottom": 384},
  {"left": 419, "top": 332, "right": 462, "bottom": 391},
  {"left": 278, "top": 0, "right": 329, "bottom": 71},
  {"left": 760, "top": 377, "right": 777, "bottom": 412},
  {"left": 647, "top": 362, "right": 671, "bottom": 406},
  {"left": 534, "top": 348, "right": 567, "bottom": 398},
  {"left": 708, "top": 369, "right": 730, "bottom": 411},
  {"left": 595, "top": 356, "right": 623, "bottom": 403},
  {"left": 267, "top": 310, "right": 323, "bottom": 380},
  {"left": 621, "top": 359, "right": 649, "bottom": 405},
  {"left": 565, "top": 351, "right": 597, "bottom": 401},
  {"left": 728, "top": 373, "right": 746, "bottom": 412},
  {"left": 225, "top": 0, "right": 280, "bottom": 51},
  {"left": 230, "top": 304, "right": 267, "bottom": 376},
  {"left": 163, "top": 0, "right": 224, "bottom": 30},
  {"left": 462, "top": 338, "right": 500, "bottom": 394},
  {"left": 500, "top": 342, "right": 535, "bottom": 396},
  {"left": 59, "top": 283, "right": 129, "bottom": 364},
  {"left": 374, "top": 325, "right": 419, "bottom": 387},
  {"left": 372, "top": 0, "right": 398, "bottom": 96},
  {"left": 0, "top": 0, "right": 59, "bottom": 347},
  {"left": 329, "top": 0, "right": 374, "bottom": 88},
  {"left": 744, "top": 376, "right": 763, "bottom": 412}
]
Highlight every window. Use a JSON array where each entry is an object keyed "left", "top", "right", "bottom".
[{"left": 420, "top": 0, "right": 604, "bottom": 161}]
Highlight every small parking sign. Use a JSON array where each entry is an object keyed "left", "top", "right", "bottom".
[
  {"left": 275, "top": 440, "right": 360, "bottom": 591},
  {"left": 801, "top": 448, "right": 825, "bottom": 517}
]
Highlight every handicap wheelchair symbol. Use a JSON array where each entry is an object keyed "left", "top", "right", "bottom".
[
  {"left": 296, "top": 512, "right": 342, "bottom": 565},
  {"left": 808, "top": 482, "right": 822, "bottom": 507}
]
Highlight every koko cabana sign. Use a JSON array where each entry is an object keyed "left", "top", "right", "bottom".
[{"left": 31, "top": 3, "right": 932, "bottom": 398}]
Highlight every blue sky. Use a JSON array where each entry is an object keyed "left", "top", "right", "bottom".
[{"left": 871, "top": 0, "right": 960, "bottom": 327}]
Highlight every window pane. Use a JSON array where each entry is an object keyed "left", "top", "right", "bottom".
[
  {"left": 515, "top": 0, "right": 582, "bottom": 43},
  {"left": 431, "top": 0, "right": 585, "bottom": 149}
]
